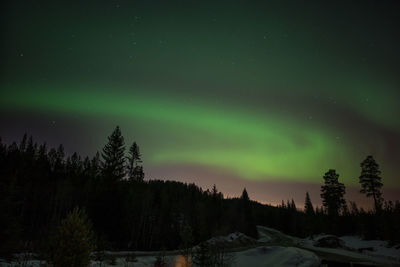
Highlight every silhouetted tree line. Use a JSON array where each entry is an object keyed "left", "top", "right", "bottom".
[
  {"left": 0, "top": 127, "right": 399, "bottom": 258},
  {"left": 0, "top": 127, "right": 257, "bottom": 257},
  {"left": 254, "top": 157, "right": 400, "bottom": 245}
]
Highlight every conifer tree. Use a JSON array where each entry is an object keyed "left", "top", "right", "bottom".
[
  {"left": 239, "top": 188, "right": 257, "bottom": 237},
  {"left": 127, "top": 142, "right": 144, "bottom": 181},
  {"left": 320, "top": 169, "right": 346, "bottom": 217},
  {"left": 193, "top": 242, "right": 212, "bottom": 267},
  {"left": 291, "top": 199, "right": 296, "bottom": 211},
  {"left": 19, "top": 133, "right": 27, "bottom": 152},
  {"left": 101, "top": 126, "right": 126, "bottom": 181},
  {"left": 90, "top": 152, "right": 101, "bottom": 178},
  {"left": 212, "top": 184, "right": 218, "bottom": 198},
  {"left": 180, "top": 223, "right": 194, "bottom": 264},
  {"left": 304, "top": 192, "right": 314, "bottom": 216},
  {"left": 48, "top": 207, "right": 94, "bottom": 267},
  {"left": 38, "top": 143, "right": 48, "bottom": 160},
  {"left": 241, "top": 188, "right": 249, "bottom": 201},
  {"left": 359, "top": 155, "right": 383, "bottom": 212},
  {"left": 0, "top": 137, "right": 5, "bottom": 160},
  {"left": 26, "top": 136, "right": 37, "bottom": 158}
]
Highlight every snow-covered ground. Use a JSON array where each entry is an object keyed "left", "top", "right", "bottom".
[
  {"left": 233, "top": 246, "right": 319, "bottom": 267},
  {"left": 257, "top": 226, "right": 302, "bottom": 245},
  {"left": 257, "top": 227, "right": 273, "bottom": 243},
  {"left": 1, "top": 246, "right": 320, "bottom": 267},
  {"left": 301, "top": 234, "right": 400, "bottom": 265},
  {"left": 203, "top": 231, "right": 258, "bottom": 249},
  {"left": 2, "top": 228, "right": 399, "bottom": 266},
  {"left": 341, "top": 235, "right": 400, "bottom": 260}
]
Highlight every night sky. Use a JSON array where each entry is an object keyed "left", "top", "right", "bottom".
[{"left": 1, "top": 1, "right": 399, "bottom": 207}]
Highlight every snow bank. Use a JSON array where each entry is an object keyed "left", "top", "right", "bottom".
[
  {"left": 257, "top": 225, "right": 301, "bottom": 244},
  {"left": 301, "top": 234, "right": 400, "bottom": 265},
  {"left": 233, "top": 246, "right": 320, "bottom": 267},
  {"left": 341, "top": 236, "right": 400, "bottom": 262},
  {"left": 90, "top": 247, "right": 320, "bottom": 267},
  {"left": 1, "top": 246, "right": 320, "bottom": 267},
  {"left": 257, "top": 230, "right": 272, "bottom": 243},
  {"left": 204, "top": 231, "right": 258, "bottom": 249}
]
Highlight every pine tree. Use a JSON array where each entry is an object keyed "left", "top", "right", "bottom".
[
  {"left": 19, "top": 133, "right": 27, "bottom": 152},
  {"left": 48, "top": 207, "right": 95, "bottom": 267},
  {"left": 0, "top": 137, "right": 5, "bottom": 161},
  {"left": 240, "top": 188, "right": 249, "bottom": 201},
  {"left": 101, "top": 126, "right": 126, "bottom": 181},
  {"left": 304, "top": 192, "right": 315, "bottom": 216},
  {"left": 180, "top": 223, "right": 194, "bottom": 264},
  {"left": 127, "top": 142, "right": 144, "bottom": 181},
  {"left": 291, "top": 199, "right": 296, "bottom": 211},
  {"left": 212, "top": 184, "right": 218, "bottom": 198},
  {"left": 26, "top": 136, "right": 37, "bottom": 158},
  {"left": 320, "top": 169, "right": 346, "bottom": 217},
  {"left": 359, "top": 155, "right": 383, "bottom": 212},
  {"left": 91, "top": 152, "right": 101, "bottom": 178},
  {"left": 193, "top": 242, "right": 212, "bottom": 267},
  {"left": 239, "top": 188, "right": 257, "bottom": 237}
]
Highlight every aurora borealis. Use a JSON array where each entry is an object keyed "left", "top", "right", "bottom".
[{"left": 1, "top": 1, "right": 399, "bottom": 207}]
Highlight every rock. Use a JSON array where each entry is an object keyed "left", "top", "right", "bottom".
[
  {"left": 357, "top": 247, "right": 374, "bottom": 253},
  {"left": 314, "top": 236, "right": 345, "bottom": 248}
]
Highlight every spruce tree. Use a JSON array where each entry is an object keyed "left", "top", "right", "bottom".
[
  {"left": 320, "top": 169, "right": 346, "bottom": 217},
  {"left": 0, "top": 137, "right": 5, "bottom": 161},
  {"left": 48, "top": 207, "right": 94, "bottom": 267},
  {"left": 193, "top": 242, "right": 212, "bottom": 267},
  {"left": 19, "top": 133, "right": 27, "bottom": 152},
  {"left": 90, "top": 152, "right": 101, "bottom": 178},
  {"left": 239, "top": 188, "right": 257, "bottom": 237},
  {"left": 127, "top": 142, "right": 144, "bottom": 181},
  {"left": 281, "top": 200, "right": 286, "bottom": 209},
  {"left": 180, "top": 223, "right": 194, "bottom": 264},
  {"left": 291, "top": 199, "right": 296, "bottom": 211},
  {"left": 240, "top": 188, "right": 249, "bottom": 201},
  {"left": 212, "top": 184, "right": 218, "bottom": 198},
  {"left": 303, "top": 192, "right": 315, "bottom": 236},
  {"left": 304, "top": 192, "right": 315, "bottom": 216},
  {"left": 359, "top": 155, "right": 383, "bottom": 212},
  {"left": 101, "top": 126, "right": 126, "bottom": 181}
]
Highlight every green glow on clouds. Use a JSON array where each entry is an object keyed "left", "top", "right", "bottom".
[{"left": 2, "top": 85, "right": 356, "bottom": 184}]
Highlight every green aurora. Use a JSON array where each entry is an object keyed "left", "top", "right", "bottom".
[{"left": 1, "top": 85, "right": 397, "bottom": 187}]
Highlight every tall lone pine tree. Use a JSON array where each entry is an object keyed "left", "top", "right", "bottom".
[
  {"left": 321, "top": 169, "right": 346, "bottom": 217},
  {"left": 101, "top": 126, "right": 126, "bottom": 181},
  {"left": 127, "top": 142, "right": 144, "bottom": 182},
  {"left": 304, "top": 192, "right": 315, "bottom": 216},
  {"left": 359, "top": 155, "right": 383, "bottom": 212}
]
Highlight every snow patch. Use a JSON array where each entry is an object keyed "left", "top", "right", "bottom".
[
  {"left": 301, "top": 234, "right": 400, "bottom": 265},
  {"left": 204, "top": 231, "right": 258, "bottom": 249},
  {"left": 341, "top": 236, "right": 400, "bottom": 262},
  {"left": 233, "top": 246, "right": 320, "bottom": 267}
]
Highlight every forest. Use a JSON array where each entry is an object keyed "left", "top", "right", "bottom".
[{"left": 1, "top": 126, "right": 399, "bottom": 260}]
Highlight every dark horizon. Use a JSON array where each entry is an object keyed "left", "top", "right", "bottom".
[{"left": 0, "top": 131, "right": 398, "bottom": 210}]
